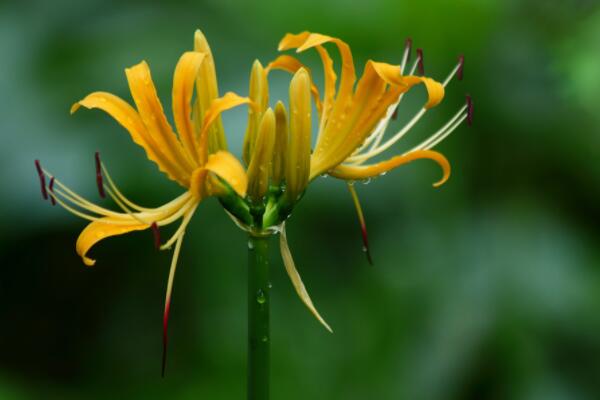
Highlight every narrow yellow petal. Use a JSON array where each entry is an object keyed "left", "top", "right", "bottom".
[
  {"left": 125, "top": 61, "right": 196, "bottom": 173},
  {"left": 172, "top": 51, "right": 206, "bottom": 163},
  {"left": 329, "top": 150, "right": 451, "bottom": 188},
  {"left": 280, "top": 224, "right": 332, "bottom": 333},
  {"left": 193, "top": 30, "right": 228, "bottom": 153},
  {"left": 243, "top": 60, "right": 269, "bottom": 165},
  {"left": 199, "top": 92, "right": 254, "bottom": 163},
  {"left": 271, "top": 101, "right": 289, "bottom": 185},
  {"left": 204, "top": 150, "right": 248, "bottom": 198},
  {"left": 286, "top": 69, "right": 312, "bottom": 202},
  {"left": 72, "top": 92, "right": 190, "bottom": 187},
  {"left": 247, "top": 109, "right": 276, "bottom": 201},
  {"left": 76, "top": 219, "right": 148, "bottom": 266}
]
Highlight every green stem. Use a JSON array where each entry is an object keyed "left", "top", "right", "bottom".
[{"left": 247, "top": 234, "right": 270, "bottom": 400}]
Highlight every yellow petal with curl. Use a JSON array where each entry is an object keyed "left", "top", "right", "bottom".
[
  {"left": 280, "top": 223, "right": 332, "bottom": 333},
  {"left": 266, "top": 55, "right": 322, "bottom": 115},
  {"left": 71, "top": 92, "right": 190, "bottom": 187},
  {"left": 76, "top": 219, "right": 148, "bottom": 266},
  {"left": 329, "top": 150, "right": 451, "bottom": 188},
  {"left": 172, "top": 51, "right": 206, "bottom": 163},
  {"left": 204, "top": 151, "right": 248, "bottom": 198},
  {"left": 401, "top": 76, "right": 445, "bottom": 109},
  {"left": 199, "top": 92, "right": 255, "bottom": 163}
]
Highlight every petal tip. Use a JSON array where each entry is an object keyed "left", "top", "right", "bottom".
[{"left": 70, "top": 102, "right": 81, "bottom": 114}]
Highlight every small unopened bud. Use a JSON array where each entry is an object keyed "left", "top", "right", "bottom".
[
  {"left": 285, "top": 68, "right": 312, "bottom": 203},
  {"left": 243, "top": 60, "right": 269, "bottom": 165},
  {"left": 271, "top": 101, "right": 289, "bottom": 185},
  {"left": 247, "top": 108, "right": 276, "bottom": 201}
]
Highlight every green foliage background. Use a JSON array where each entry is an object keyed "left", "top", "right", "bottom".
[{"left": 1, "top": 0, "right": 599, "bottom": 399}]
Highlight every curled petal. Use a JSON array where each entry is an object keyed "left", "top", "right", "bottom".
[
  {"left": 401, "top": 76, "right": 445, "bottom": 109},
  {"left": 280, "top": 224, "right": 332, "bottom": 333},
  {"left": 199, "top": 92, "right": 254, "bottom": 163},
  {"left": 204, "top": 151, "right": 248, "bottom": 198},
  {"left": 329, "top": 150, "right": 451, "bottom": 188},
  {"left": 266, "top": 55, "right": 322, "bottom": 114},
  {"left": 76, "top": 219, "right": 148, "bottom": 266}
]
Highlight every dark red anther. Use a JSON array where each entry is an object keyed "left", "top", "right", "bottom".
[
  {"left": 391, "top": 106, "right": 399, "bottom": 120},
  {"left": 404, "top": 37, "right": 412, "bottom": 62},
  {"left": 457, "top": 55, "right": 465, "bottom": 81},
  {"left": 151, "top": 222, "right": 161, "bottom": 249},
  {"left": 466, "top": 94, "right": 474, "bottom": 126},
  {"left": 161, "top": 299, "right": 171, "bottom": 378},
  {"left": 34, "top": 160, "right": 48, "bottom": 200},
  {"left": 416, "top": 48, "right": 424, "bottom": 75},
  {"left": 49, "top": 177, "right": 56, "bottom": 206},
  {"left": 95, "top": 152, "right": 105, "bottom": 198}
]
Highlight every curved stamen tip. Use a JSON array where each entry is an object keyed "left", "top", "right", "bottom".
[
  {"left": 34, "top": 160, "right": 48, "bottom": 200},
  {"left": 404, "top": 37, "right": 413, "bottom": 61},
  {"left": 416, "top": 48, "right": 424, "bottom": 75},
  {"left": 49, "top": 177, "right": 56, "bottom": 206},
  {"left": 94, "top": 152, "right": 105, "bottom": 198},
  {"left": 151, "top": 222, "right": 161, "bottom": 250},
  {"left": 466, "top": 94, "right": 474, "bottom": 126},
  {"left": 457, "top": 55, "right": 465, "bottom": 81}
]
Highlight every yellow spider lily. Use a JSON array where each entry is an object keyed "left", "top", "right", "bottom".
[
  {"left": 36, "top": 30, "right": 253, "bottom": 375},
  {"left": 262, "top": 32, "right": 471, "bottom": 329}
]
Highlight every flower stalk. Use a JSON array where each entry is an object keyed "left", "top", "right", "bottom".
[{"left": 247, "top": 234, "right": 271, "bottom": 400}]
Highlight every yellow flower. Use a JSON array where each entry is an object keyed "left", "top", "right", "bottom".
[
  {"left": 36, "top": 30, "right": 254, "bottom": 375},
  {"left": 263, "top": 32, "right": 471, "bottom": 329}
]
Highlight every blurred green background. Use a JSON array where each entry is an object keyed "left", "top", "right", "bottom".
[{"left": 1, "top": 0, "right": 599, "bottom": 399}]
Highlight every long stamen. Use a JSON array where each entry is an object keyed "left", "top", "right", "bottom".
[
  {"left": 351, "top": 57, "right": 466, "bottom": 165},
  {"left": 45, "top": 173, "right": 136, "bottom": 219},
  {"left": 347, "top": 183, "right": 373, "bottom": 265},
  {"left": 103, "top": 185, "right": 151, "bottom": 225},
  {"left": 160, "top": 204, "right": 198, "bottom": 250},
  {"left": 162, "top": 232, "right": 185, "bottom": 378},
  {"left": 152, "top": 222, "right": 161, "bottom": 249},
  {"left": 424, "top": 113, "right": 468, "bottom": 150},
  {"left": 400, "top": 37, "right": 412, "bottom": 74},
  {"left": 95, "top": 152, "right": 105, "bottom": 199},
  {"left": 457, "top": 55, "right": 465, "bottom": 81},
  {"left": 101, "top": 163, "right": 150, "bottom": 212},
  {"left": 34, "top": 160, "right": 48, "bottom": 200},
  {"left": 416, "top": 48, "right": 424, "bottom": 75},
  {"left": 412, "top": 105, "right": 468, "bottom": 151},
  {"left": 49, "top": 177, "right": 56, "bottom": 206},
  {"left": 466, "top": 94, "right": 474, "bottom": 126},
  {"left": 442, "top": 55, "right": 465, "bottom": 87}
]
